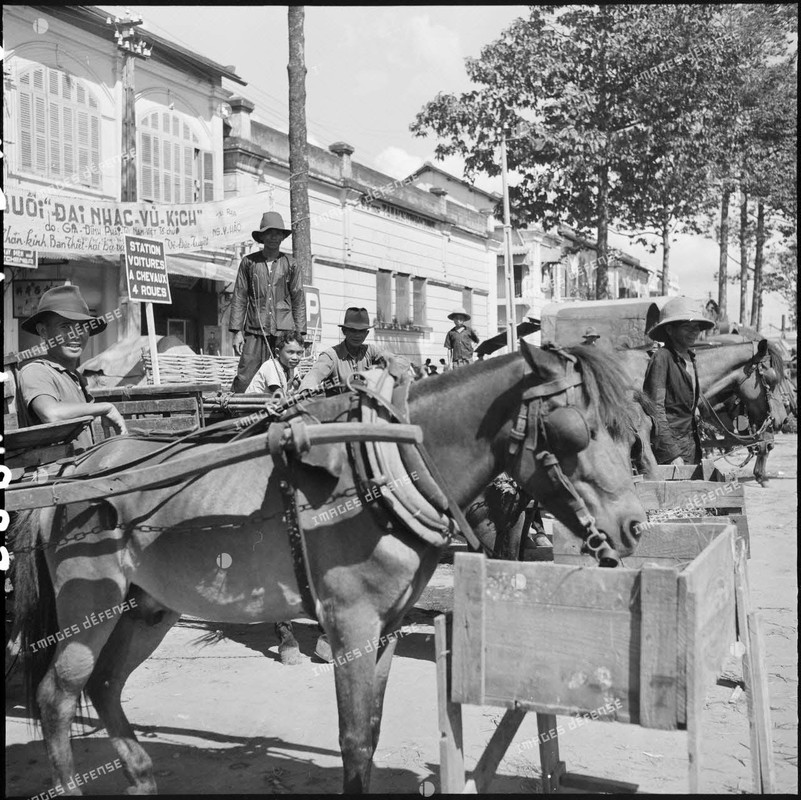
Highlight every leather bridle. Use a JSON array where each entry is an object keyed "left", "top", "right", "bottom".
[{"left": 508, "top": 346, "right": 621, "bottom": 567}]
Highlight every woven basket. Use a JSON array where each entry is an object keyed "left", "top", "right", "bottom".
[{"left": 142, "top": 350, "right": 240, "bottom": 387}]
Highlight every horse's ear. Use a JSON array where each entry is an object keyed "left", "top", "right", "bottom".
[
  {"left": 757, "top": 338, "right": 768, "bottom": 358},
  {"left": 520, "top": 339, "right": 559, "bottom": 376}
]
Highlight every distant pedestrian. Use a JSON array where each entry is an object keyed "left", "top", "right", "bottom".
[
  {"left": 444, "top": 308, "right": 479, "bottom": 368},
  {"left": 229, "top": 211, "right": 306, "bottom": 393},
  {"left": 581, "top": 326, "right": 601, "bottom": 345}
]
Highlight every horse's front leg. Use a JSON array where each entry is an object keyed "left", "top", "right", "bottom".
[{"left": 327, "top": 615, "right": 381, "bottom": 793}]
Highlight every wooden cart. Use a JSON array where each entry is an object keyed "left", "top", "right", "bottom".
[{"left": 436, "top": 521, "right": 774, "bottom": 794}]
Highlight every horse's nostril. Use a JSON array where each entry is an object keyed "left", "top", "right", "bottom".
[{"left": 629, "top": 519, "right": 645, "bottom": 541}]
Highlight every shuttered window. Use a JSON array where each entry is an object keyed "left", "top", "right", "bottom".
[
  {"left": 139, "top": 110, "right": 213, "bottom": 204},
  {"left": 413, "top": 278, "right": 427, "bottom": 326},
  {"left": 462, "top": 288, "right": 473, "bottom": 318},
  {"left": 395, "top": 274, "right": 411, "bottom": 325},
  {"left": 17, "top": 66, "right": 101, "bottom": 188},
  {"left": 376, "top": 270, "right": 392, "bottom": 325}
]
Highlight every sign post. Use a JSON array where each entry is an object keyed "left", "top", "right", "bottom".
[{"left": 124, "top": 235, "right": 172, "bottom": 385}]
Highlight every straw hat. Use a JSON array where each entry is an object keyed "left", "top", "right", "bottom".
[
  {"left": 21, "top": 285, "right": 107, "bottom": 336},
  {"left": 648, "top": 296, "right": 714, "bottom": 343},
  {"left": 582, "top": 326, "right": 600, "bottom": 340},
  {"left": 448, "top": 307, "right": 471, "bottom": 321}
]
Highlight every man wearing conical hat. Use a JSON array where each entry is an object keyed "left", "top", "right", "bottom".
[
  {"left": 230, "top": 211, "right": 307, "bottom": 392},
  {"left": 643, "top": 296, "right": 714, "bottom": 465},
  {"left": 17, "top": 285, "right": 127, "bottom": 449},
  {"left": 444, "top": 307, "right": 479, "bottom": 368}
]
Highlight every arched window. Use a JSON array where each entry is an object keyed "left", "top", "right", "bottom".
[
  {"left": 18, "top": 65, "right": 101, "bottom": 188},
  {"left": 139, "top": 110, "right": 213, "bottom": 204}
]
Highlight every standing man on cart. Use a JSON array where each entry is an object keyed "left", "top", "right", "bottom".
[{"left": 230, "top": 211, "right": 307, "bottom": 393}]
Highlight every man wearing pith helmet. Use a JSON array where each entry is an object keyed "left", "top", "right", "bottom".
[
  {"left": 229, "top": 211, "right": 307, "bottom": 393},
  {"left": 581, "top": 326, "right": 600, "bottom": 345},
  {"left": 643, "top": 296, "right": 714, "bottom": 466},
  {"left": 297, "top": 307, "right": 393, "bottom": 395}
]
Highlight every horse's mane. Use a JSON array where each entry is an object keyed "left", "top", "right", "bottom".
[
  {"left": 412, "top": 347, "right": 634, "bottom": 441},
  {"left": 565, "top": 345, "right": 636, "bottom": 441},
  {"left": 632, "top": 388, "right": 658, "bottom": 422}
]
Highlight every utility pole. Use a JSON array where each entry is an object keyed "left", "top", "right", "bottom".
[
  {"left": 107, "top": 11, "right": 152, "bottom": 341},
  {"left": 288, "top": 7, "right": 312, "bottom": 287},
  {"left": 500, "top": 132, "right": 516, "bottom": 353}
]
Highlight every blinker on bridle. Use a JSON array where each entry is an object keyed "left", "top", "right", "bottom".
[{"left": 509, "top": 345, "right": 621, "bottom": 567}]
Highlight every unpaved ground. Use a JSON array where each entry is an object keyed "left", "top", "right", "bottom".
[{"left": 6, "top": 436, "right": 797, "bottom": 796}]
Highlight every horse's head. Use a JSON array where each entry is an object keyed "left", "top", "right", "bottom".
[
  {"left": 509, "top": 342, "right": 646, "bottom": 562},
  {"left": 736, "top": 339, "right": 787, "bottom": 433}
]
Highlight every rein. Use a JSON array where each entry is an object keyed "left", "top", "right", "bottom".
[{"left": 509, "top": 346, "right": 621, "bottom": 568}]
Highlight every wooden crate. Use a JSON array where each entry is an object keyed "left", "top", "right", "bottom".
[
  {"left": 91, "top": 383, "right": 219, "bottom": 438},
  {"left": 651, "top": 458, "right": 726, "bottom": 481},
  {"left": 452, "top": 523, "right": 735, "bottom": 729},
  {"left": 439, "top": 525, "right": 774, "bottom": 794}
]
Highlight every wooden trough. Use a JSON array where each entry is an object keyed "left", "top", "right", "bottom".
[{"left": 436, "top": 521, "right": 773, "bottom": 793}]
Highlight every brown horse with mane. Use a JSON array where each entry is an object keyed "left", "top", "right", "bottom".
[{"left": 11, "top": 341, "right": 645, "bottom": 794}]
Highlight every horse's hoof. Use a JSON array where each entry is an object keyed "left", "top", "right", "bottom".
[
  {"left": 314, "top": 634, "right": 333, "bottom": 663},
  {"left": 279, "top": 645, "right": 303, "bottom": 666}
]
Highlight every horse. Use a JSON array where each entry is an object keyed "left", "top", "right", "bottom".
[{"left": 11, "top": 342, "right": 646, "bottom": 795}]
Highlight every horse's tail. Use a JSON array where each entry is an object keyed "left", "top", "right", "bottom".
[{"left": 9, "top": 509, "right": 58, "bottom": 723}]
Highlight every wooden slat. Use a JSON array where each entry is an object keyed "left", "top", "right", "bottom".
[
  {"left": 124, "top": 416, "right": 200, "bottom": 434},
  {"left": 435, "top": 614, "right": 465, "bottom": 794},
  {"left": 637, "top": 480, "right": 744, "bottom": 511},
  {"left": 552, "top": 520, "right": 734, "bottom": 569},
  {"left": 478, "top": 560, "right": 640, "bottom": 722},
  {"left": 734, "top": 544, "right": 775, "bottom": 792},
  {"left": 682, "top": 528, "right": 736, "bottom": 692},
  {"left": 92, "top": 382, "right": 220, "bottom": 398},
  {"left": 536, "top": 713, "right": 566, "bottom": 794},
  {"left": 109, "top": 397, "right": 199, "bottom": 415},
  {"left": 639, "top": 564, "right": 679, "bottom": 729},
  {"left": 451, "top": 553, "right": 486, "bottom": 705},
  {"left": 463, "top": 708, "right": 526, "bottom": 793}
]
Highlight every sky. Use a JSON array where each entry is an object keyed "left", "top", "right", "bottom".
[{"left": 99, "top": 4, "right": 792, "bottom": 332}]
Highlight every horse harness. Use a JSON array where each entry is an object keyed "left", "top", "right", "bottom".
[{"left": 507, "top": 347, "right": 621, "bottom": 567}]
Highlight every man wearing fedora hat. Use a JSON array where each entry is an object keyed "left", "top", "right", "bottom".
[
  {"left": 297, "top": 307, "right": 391, "bottom": 394},
  {"left": 444, "top": 307, "right": 479, "bottom": 368},
  {"left": 229, "top": 211, "right": 307, "bottom": 393},
  {"left": 17, "top": 285, "right": 127, "bottom": 449},
  {"left": 643, "top": 296, "right": 714, "bottom": 465}
]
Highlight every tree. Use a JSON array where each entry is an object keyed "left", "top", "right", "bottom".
[
  {"left": 411, "top": 5, "right": 652, "bottom": 299},
  {"left": 288, "top": 6, "right": 312, "bottom": 286}
]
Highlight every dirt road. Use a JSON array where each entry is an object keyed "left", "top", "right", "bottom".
[{"left": 6, "top": 436, "right": 797, "bottom": 795}]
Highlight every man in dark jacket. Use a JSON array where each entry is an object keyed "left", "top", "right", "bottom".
[
  {"left": 230, "top": 211, "right": 306, "bottom": 392},
  {"left": 643, "top": 296, "right": 714, "bottom": 465}
]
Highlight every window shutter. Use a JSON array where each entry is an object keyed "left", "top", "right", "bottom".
[
  {"left": 376, "top": 270, "right": 392, "bottom": 324},
  {"left": 152, "top": 133, "right": 161, "bottom": 201},
  {"left": 395, "top": 274, "right": 410, "bottom": 324},
  {"left": 173, "top": 143, "right": 181, "bottom": 202},
  {"left": 162, "top": 140, "right": 172, "bottom": 202},
  {"left": 34, "top": 95, "right": 47, "bottom": 173},
  {"left": 19, "top": 90, "right": 33, "bottom": 171},
  {"left": 76, "top": 109, "right": 89, "bottom": 182},
  {"left": 183, "top": 146, "right": 193, "bottom": 202},
  {"left": 140, "top": 131, "right": 152, "bottom": 199},
  {"left": 90, "top": 114, "right": 100, "bottom": 187},
  {"left": 49, "top": 103, "right": 61, "bottom": 176},
  {"left": 413, "top": 278, "right": 427, "bottom": 326},
  {"left": 63, "top": 106, "right": 74, "bottom": 177},
  {"left": 202, "top": 151, "right": 214, "bottom": 202}
]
